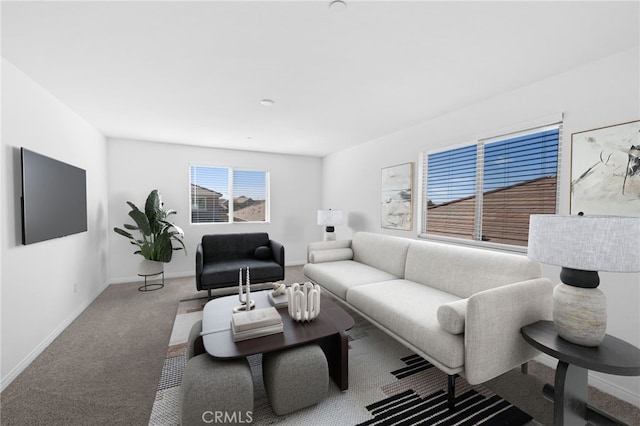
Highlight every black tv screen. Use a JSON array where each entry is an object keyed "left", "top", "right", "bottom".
[{"left": 21, "top": 148, "right": 87, "bottom": 245}]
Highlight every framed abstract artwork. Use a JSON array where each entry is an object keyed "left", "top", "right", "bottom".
[
  {"left": 381, "top": 162, "right": 413, "bottom": 230},
  {"left": 570, "top": 120, "right": 640, "bottom": 216}
]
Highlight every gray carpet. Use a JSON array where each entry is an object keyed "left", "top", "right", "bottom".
[{"left": 1, "top": 266, "right": 638, "bottom": 425}]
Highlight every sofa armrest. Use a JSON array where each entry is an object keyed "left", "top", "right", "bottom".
[
  {"left": 464, "top": 278, "right": 553, "bottom": 384},
  {"left": 269, "top": 239, "right": 285, "bottom": 268},
  {"left": 306, "top": 240, "right": 352, "bottom": 262},
  {"left": 195, "top": 243, "right": 203, "bottom": 290}
]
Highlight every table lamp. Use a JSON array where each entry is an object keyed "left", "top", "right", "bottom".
[
  {"left": 317, "top": 209, "right": 343, "bottom": 241},
  {"left": 527, "top": 214, "right": 640, "bottom": 346}
]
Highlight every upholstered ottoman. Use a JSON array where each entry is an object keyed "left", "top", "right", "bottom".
[
  {"left": 186, "top": 320, "right": 205, "bottom": 360},
  {"left": 179, "top": 354, "right": 253, "bottom": 425},
  {"left": 262, "top": 344, "right": 328, "bottom": 415}
]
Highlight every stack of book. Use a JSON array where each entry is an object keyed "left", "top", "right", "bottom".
[
  {"left": 268, "top": 290, "right": 288, "bottom": 308},
  {"left": 231, "top": 306, "right": 283, "bottom": 342}
]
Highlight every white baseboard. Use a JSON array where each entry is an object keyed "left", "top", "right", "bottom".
[
  {"left": 535, "top": 354, "right": 640, "bottom": 407},
  {"left": 108, "top": 262, "right": 307, "bottom": 285},
  {"left": 108, "top": 270, "right": 194, "bottom": 285},
  {"left": 0, "top": 283, "right": 108, "bottom": 392}
]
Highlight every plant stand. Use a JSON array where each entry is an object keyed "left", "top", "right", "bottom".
[{"left": 138, "top": 271, "right": 164, "bottom": 292}]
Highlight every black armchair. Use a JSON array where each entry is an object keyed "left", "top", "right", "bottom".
[{"left": 196, "top": 233, "right": 285, "bottom": 299}]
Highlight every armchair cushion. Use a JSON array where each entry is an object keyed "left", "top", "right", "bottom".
[
  {"left": 201, "top": 259, "right": 283, "bottom": 288},
  {"left": 254, "top": 245, "right": 272, "bottom": 260}
]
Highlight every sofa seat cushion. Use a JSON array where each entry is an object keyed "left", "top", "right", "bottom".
[
  {"left": 347, "top": 280, "right": 465, "bottom": 370},
  {"left": 303, "top": 260, "right": 398, "bottom": 300},
  {"left": 201, "top": 259, "right": 283, "bottom": 289}
]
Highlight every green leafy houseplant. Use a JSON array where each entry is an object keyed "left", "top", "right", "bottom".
[{"left": 114, "top": 190, "right": 186, "bottom": 263}]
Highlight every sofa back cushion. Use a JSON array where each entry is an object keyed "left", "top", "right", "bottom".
[
  {"left": 404, "top": 240, "right": 542, "bottom": 298},
  {"left": 202, "top": 233, "right": 271, "bottom": 262},
  {"left": 351, "top": 232, "right": 411, "bottom": 278}
]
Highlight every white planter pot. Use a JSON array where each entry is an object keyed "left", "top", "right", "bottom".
[{"left": 138, "top": 259, "right": 164, "bottom": 276}]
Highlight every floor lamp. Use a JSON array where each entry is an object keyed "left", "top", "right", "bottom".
[{"left": 527, "top": 214, "right": 639, "bottom": 346}]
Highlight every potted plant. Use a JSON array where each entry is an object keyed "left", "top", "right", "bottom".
[{"left": 114, "top": 189, "right": 186, "bottom": 275}]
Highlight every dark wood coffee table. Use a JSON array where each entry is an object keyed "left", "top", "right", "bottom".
[{"left": 201, "top": 290, "right": 355, "bottom": 390}]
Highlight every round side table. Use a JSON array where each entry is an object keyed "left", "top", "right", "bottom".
[{"left": 521, "top": 320, "right": 640, "bottom": 426}]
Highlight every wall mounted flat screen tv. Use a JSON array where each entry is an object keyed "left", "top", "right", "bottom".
[{"left": 21, "top": 148, "right": 87, "bottom": 245}]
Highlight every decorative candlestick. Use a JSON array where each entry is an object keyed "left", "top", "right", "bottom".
[
  {"left": 246, "top": 266, "right": 251, "bottom": 308},
  {"left": 234, "top": 267, "right": 255, "bottom": 312}
]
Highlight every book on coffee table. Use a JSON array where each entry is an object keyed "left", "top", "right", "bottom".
[
  {"left": 267, "top": 291, "right": 288, "bottom": 308},
  {"left": 231, "top": 306, "right": 282, "bottom": 333},
  {"left": 230, "top": 321, "right": 284, "bottom": 342}
]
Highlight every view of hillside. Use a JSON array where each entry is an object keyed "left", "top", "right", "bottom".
[{"left": 232, "top": 197, "right": 265, "bottom": 222}]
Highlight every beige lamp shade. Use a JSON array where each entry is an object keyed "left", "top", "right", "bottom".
[
  {"left": 528, "top": 215, "right": 640, "bottom": 273},
  {"left": 317, "top": 209, "right": 343, "bottom": 227}
]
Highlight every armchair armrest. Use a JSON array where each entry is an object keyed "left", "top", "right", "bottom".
[
  {"left": 269, "top": 239, "right": 285, "bottom": 268},
  {"left": 195, "top": 243, "right": 204, "bottom": 291},
  {"left": 464, "top": 278, "right": 553, "bottom": 384}
]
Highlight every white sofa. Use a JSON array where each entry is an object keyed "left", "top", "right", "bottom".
[{"left": 303, "top": 232, "right": 553, "bottom": 405}]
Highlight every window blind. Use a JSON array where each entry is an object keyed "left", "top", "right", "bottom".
[
  {"left": 232, "top": 169, "right": 268, "bottom": 222},
  {"left": 480, "top": 128, "right": 559, "bottom": 245},
  {"left": 190, "top": 165, "right": 269, "bottom": 224},
  {"left": 426, "top": 145, "right": 477, "bottom": 240},
  {"left": 421, "top": 122, "right": 561, "bottom": 247}
]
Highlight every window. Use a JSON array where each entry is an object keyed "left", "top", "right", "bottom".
[
  {"left": 190, "top": 165, "right": 269, "bottom": 224},
  {"left": 420, "top": 123, "right": 561, "bottom": 247}
]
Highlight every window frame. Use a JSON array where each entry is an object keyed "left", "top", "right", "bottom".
[
  {"left": 418, "top": 119, "right": 562, "bottom": 253},
  {"left": 189, "top": 164, "right": 270, "bottom": 225}
]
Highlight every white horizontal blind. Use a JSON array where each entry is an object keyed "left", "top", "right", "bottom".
[
  {"left": 190, "top": 165, "right": 268, "bottom": 224},
  {"left": 232, "top": 169, "right": 268, "bottom": 223},
  {"left": 421, "top": 122, "right": 561, "bottom": 247},
  {"left": 480, "top": 126, "right": 559, "bottom": 245},
  {"left": 425, "top": 144, "right": 477, "bottom": 240}
]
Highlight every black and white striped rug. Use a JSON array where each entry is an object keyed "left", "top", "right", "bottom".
[
  {"left": 150, "top": 298, "right": 534, "bottom": 425},
  {"left": 357, "top": 354, "right": 532, "bottom": 426}
]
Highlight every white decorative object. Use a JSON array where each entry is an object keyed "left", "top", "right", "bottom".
[
  {"left": 268, "top": 283, "right": 288, "bottom": 308},
  {"left": 234, "top": 267, "right": 255, "bottom": 313},
  {"left": 272, "top": 282, "right": 286, "bottom": 296},
  {"left": 287, "top": 282, "right": 321, "bottom": 322}
]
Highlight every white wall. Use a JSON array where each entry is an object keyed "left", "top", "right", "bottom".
[
  {"left": 1, "top": 59, "right": 109, "bottom": 391},
  {"left": 107, "top": 138, "right": 323, "bottom": 283},
  {"left": 321, "top": 48, "right": 640, "bottom": 404}
]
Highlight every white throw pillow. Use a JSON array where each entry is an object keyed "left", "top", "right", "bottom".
[
  {"left": 437, "top": 299, "right": 468, "bottom": 335},
  {"left": 309, "top": 248, "right": 354, "bottom": 263}
]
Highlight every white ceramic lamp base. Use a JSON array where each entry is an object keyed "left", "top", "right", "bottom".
[
  {"left": 552, "top": 283, "right": 607, "bottom": 347},
  {"left": 324, "top": 231, "right": 336, "bottom": 241}
]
